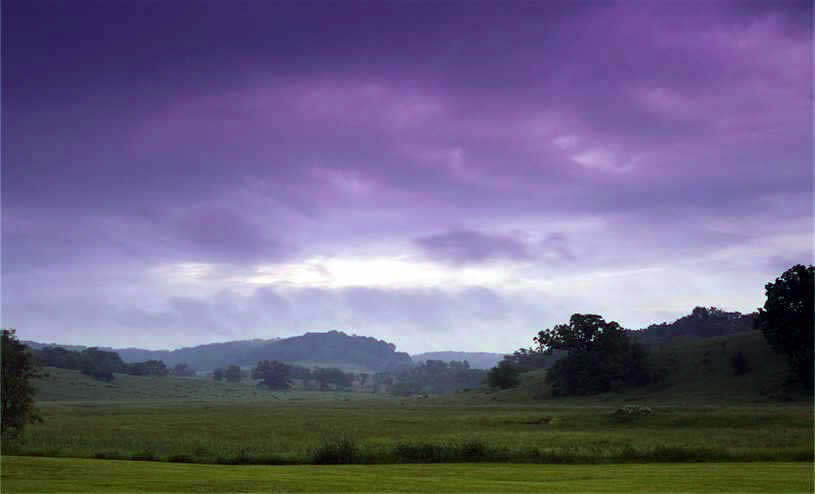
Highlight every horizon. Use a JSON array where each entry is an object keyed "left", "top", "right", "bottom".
[
  {"left": 3, "top": 1, "right": 812, "bottom": 355},
  {"left": 18, "top": 305, "right": 754, "bottom": 355}
]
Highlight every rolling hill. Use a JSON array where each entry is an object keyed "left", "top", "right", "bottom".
[
  {"left": 25, "top": 331, "right": 412, "bottom": 372},
  {"left": 487, "top": 330, "right": 806, "bottom": 405}
]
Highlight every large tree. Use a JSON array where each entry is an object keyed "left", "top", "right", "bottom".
[
  {"left": 754, "top": 264, "right": 814, "bottom": 390},
  {"left": 252, "top": 360, "right": 291, "bottom": 390},
  {"left": 224, "top": 364, "right": 242, "bottom": 383},
  {"left": 537, "top": 314, "right": 650, "bottom": 396},
  {"left": 79, "top": 347, "right": 126, "bottom": 381},
  {"left": 1, "top": 329, "right": 44, "bottom": 440},
  {"left": 486, "top": 360, "right": 520, "bottom": 389}
]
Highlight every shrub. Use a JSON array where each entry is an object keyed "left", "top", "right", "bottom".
[
  {"left": 312, "top": 437, "right": 360, "bottom": 464},
  {"left": 730, "top": 351, "right": 750, "bottom": 376},
  {"left": 392, "top": 440, "right": 499, "bottom": 463},
  {"left": 611, "top": 405, "right": 653, "bottom": 422},
  {"left": 216, "top": 449, "right": 252, "bottom": 465},
  {"left": 130, "top": 450, "right": 158, "bottom": 461},
  {"left": 93, "top": 450, "right": 125, "bottom": 460},
  {"left": 167, "top": 454, "right": 194, "bottom": 463}
]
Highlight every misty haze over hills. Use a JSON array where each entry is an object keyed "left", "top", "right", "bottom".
[{"left": 23, "top": 307, "right": 757, "bottom": 372}]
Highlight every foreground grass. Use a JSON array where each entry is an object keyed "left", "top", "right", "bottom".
[{"left": 2, "top": 456, "right": 813, "bottom": 493}]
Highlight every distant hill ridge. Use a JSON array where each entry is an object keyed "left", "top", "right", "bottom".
[
  {"left": 24, "top": 331, "right": 411, "bottom": 372},
  {"left": 22, "top": 307, "right": 756, "bottom": 373},
  {"left": 633, "top": 306, "right": 755, "bottom": 344}
]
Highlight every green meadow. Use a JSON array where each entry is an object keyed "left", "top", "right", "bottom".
[
  {"left": 4, "top": 330, "right": 812, "bottom": 493},
  {"left": 7, "top": 391, "right": 812, "bottom": 465}
]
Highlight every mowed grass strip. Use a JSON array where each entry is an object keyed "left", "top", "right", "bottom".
[{"left": 2, "top": 456, "right": 812, "bottom": 493}]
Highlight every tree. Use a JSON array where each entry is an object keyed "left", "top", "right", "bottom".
[
  {"left": 79, "top": 348, "right": 126, "bottom": 381},
  {"left": 358, "top": 372, "right": 369, "bottom": 389},
  {"left": 373, "top": 372, "right": 394, "bottom": 393},
  {"left": 35, "top": 346, "right": 82, "bottom": 370},
  {"left": 173, "top": 363, "right": 196, "bottom": 377},
  {"left": 538, "top": 314, "right": 650, "bottom": 396},
  {"left": 730, "top": 351, "right": 750, "bottom": 376},
  {"left": 252, "top": 360, "right": 291, "bottom": 390},
  {"left": 224, "top": 365, "right": 242, "bottom": 383},
  {"left": 213, "top": 368, "right": 224, "bottom": 381},
  {"left": 754, "top": 264, "right": 814, "bottom": 389},
  {"left": 1, "top": 329, "right": 45, "bottom": 440},
  {"left": 127, "top": 359, "right": 168, "bottom": 377},
  {"left": 312, "top": 367, "right": 352, "bottom": 391},
  {"left": 487, "top": 360, "right": 520, "bottom": 389}
]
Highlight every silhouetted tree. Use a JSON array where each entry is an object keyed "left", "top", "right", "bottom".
[
  {"left": 1, "top": 329, "right": 44, "bottom": 441},
  {"left": 358, "top": 372, "right": 369, "bottom": 388},
  {"left": 172, "top": 363, "right": 196, "bottom": 377},
  {"left": 127, "top": 359, "right": 168, "bottom": 377},
  {"left": 253, "top": 360, "right": 291, "bottom": 390},
  {"left": 539, "top": 314, "right": 650, "bottom": 396},
  {"left": 373, "top": 372, "right": 394, "bottom": 393},
  {"left": 311, "top": 367, "right": 353, "bottom": 391},
  {"left": 730, "top": 351, "right": 750, "bottom": 376},
  {"left": 487, "top": 360, "right": 520, "bottom": 389},
  {"left": 34, "top": 346, "right": 82, "bottom": 370},
  {"left": 79, "top": 348, "right": 126, "bottom": 381},
  {"left": 754, "top": 264, "right": 814, "bottom": 389},
  {"left": 224, "top": 364, "right": 242, "bottom": 383},
  {"left": 213, "top": 368, "right": 224, "bottom": 381}
]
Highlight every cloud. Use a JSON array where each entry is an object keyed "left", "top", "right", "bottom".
[
  {"left": 2, "top": 0, "right": 811, "bottom": 353},
  {"left": 415, "top": 230, "right": 534, "bottom": 265}
]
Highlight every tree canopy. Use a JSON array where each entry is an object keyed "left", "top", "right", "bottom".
[
  {"left": 486, "top": 360, "right": 520, "bottom": 389},
  {"left": 754, "top": 264, "right": 814, "bottom": 389},
  {"left": 538, "top": 314, "right": 650, "bottom": 396},
  {"left": 1, "top": 329, "right": 44, "bottom": 441},
  {"left": 224, "top": 365, "right": 242, "bottom": 383},
  {"left": 252, "top": 360, "right": 291, "bottom": 390}
]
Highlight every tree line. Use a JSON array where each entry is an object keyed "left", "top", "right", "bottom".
[
  {"left": 32, "top": 346, "right": 195, "bottom": 381},
  {"left": 487, "top": 264, "right": 814, "bottom": 397}
]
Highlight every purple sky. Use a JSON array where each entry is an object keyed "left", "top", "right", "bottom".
[{"left": 2, "top": 0, "right": 812, "bottom": 354}]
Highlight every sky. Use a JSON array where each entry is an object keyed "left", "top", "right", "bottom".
[{"left": 2, "top": 0, "right": 812, "bottom": 354}]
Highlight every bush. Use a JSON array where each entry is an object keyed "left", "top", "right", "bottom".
[
  {"left": 215, "top": 449, "right": 253, "bottom": 465},
  {"left": 93, "top": 450, "right": 125, "bottom": 460},
  {"left": 611, "top": 405, "right": 653, "bottom": 422},
  {"left": 312, "top": 437, "right": 360, "bottom": 464},
  {"left": 167, "top": 454, "right": 194, "bottom": 463},
  {"left": 487, "top": 361, "right": 520, "bottom": 389},
  {"left": 730, "top": 351, "right": 750, "bottom": 376},
  {"left": 392, "top": 440, "right": 499, "bottom": 463},
  {"left": 130, "top": 450, "right": 158, "bottom": 461}
]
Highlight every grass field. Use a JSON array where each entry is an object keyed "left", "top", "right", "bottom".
[
  {"left": 7, "top": 331, "right": 812, "bottom": 494},
  {"left": 7, "top": 397, "right": 812, "bottom": 465},
  {"left": 3, "top": 456, "right": 813, "bottom": 493},
  {"left": 31, "top": 367, "right": 388, "bottom": 402}
]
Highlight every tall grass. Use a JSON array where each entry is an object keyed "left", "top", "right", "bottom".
[{"left": 10, "top": 399, "right": 812, "bottom": 466}]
